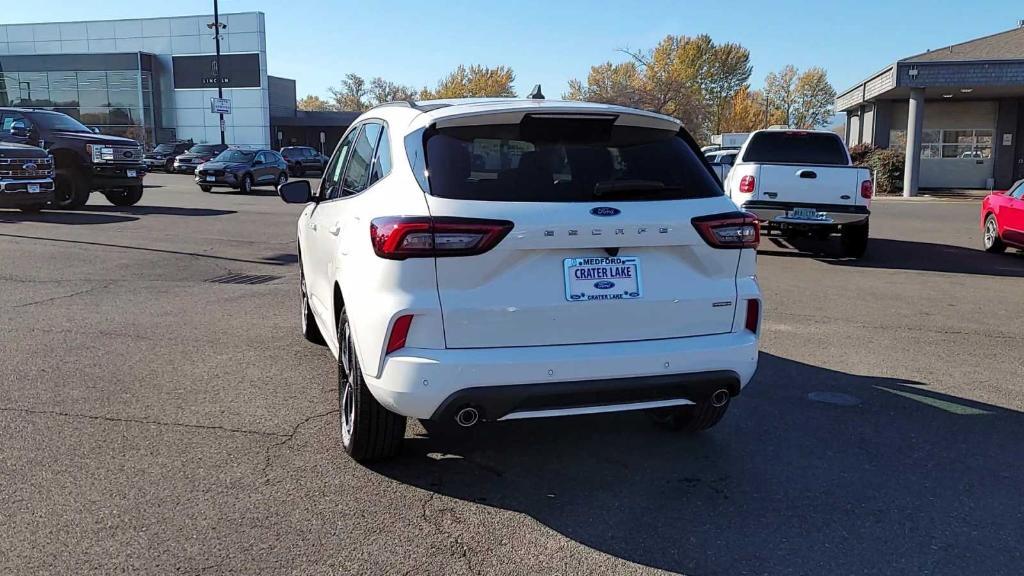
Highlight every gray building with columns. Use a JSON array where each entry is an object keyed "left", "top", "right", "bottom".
[{"left": 838, "top": 24, "right": 1024, "bottom": 194}]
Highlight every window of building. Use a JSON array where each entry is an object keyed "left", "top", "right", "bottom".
[{"left": 889, "top": 128, "right": 993, "bottom": 159}]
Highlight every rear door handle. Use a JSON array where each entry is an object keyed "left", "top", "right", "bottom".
[
  {"left": 308, "top": 222, "right": 317, "bottom": 232},
  {"left": 328, "top": 223, "right": 342, "bottom": 236}
]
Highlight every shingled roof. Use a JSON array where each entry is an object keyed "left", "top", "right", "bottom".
[{"left": 902, "top": 25, "right": 1024, "bottom": 63}]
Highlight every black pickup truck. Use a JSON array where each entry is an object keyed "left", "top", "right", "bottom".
[
  {"left": 0, "top": 108, "right": 146, "bottom": 209},
  {"left": 0, "top": 142, "right": 55, "bottom": 213}
]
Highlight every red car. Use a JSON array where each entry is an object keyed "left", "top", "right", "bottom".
[{"left": 982, "top": 179, "right": 1024, "bottom": 253}]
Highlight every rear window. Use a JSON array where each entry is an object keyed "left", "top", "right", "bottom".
[
  {"left": 423, "top": 117, "right": 721, "bottom": 202},
  {"left": 742, "top": 131, "right": 848, "bottom": 165}
]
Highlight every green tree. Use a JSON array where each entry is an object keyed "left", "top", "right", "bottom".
[
  {"left": 296, "top": 94, "right": 333, "bottom": 112},
  {"left": 368, "top": 77, "right": 417, "bottom": 105},
  {"left": 764, "top": 65, "right": 799, "bottom": 127},
  {"left": 328, "top": 73, "right": 369, "bottom": 112},
  {"left": 419, "top": 65, "right": 517, "bottom": 99},
  {"left": 764, "top": 65, "right": 836, "bottom": 129}
]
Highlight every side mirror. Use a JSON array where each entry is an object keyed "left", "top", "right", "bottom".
[
  {"left": 10, "top": 120, "right": 29, "bottom": 138},
  {"left": 278, "top": 179, "right": 312, "bottom": 204}
]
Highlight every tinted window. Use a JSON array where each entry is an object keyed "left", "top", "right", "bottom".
[
  {"left": 424, "top": 119, "right": 720, "bottom": 202},
  {"left": 322, "top": 128, "right": 360, "bottom": 200},
  {"left": 191, "top": 144, "right": 222, "bottom": 155},
  {"left": 29, "top": 111, "right": 91, "bottom": 133},
  {"left": 341, "top": 123, "right": 381, "bottom": 196},
  {"left": 369, "top": 129, "right": 392, "bottom": 186},
  {"left": 281, "top": 148, "right": 299, "bottom": 158},
  {"left": 742, "top": 131, "right": 849, "bottom": 165}
]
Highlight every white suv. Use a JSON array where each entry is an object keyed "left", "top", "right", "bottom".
[{"left": 278, "top": 98, "right": 762, "bottom": 462}]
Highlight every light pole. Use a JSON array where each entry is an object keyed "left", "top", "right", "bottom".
[{"left": 207, "top": 0, "right": 227, "bottom": 145}]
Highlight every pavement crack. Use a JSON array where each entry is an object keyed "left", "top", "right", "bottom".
[
  {"left": 261, "top": 409, "right": 339, "bottom": 481},
  {"left": 0, "top": 406, "right": 288, "bottom": 438},
  {"left": 419, "top": 491, "right": 479, "bottom": 575},
  {"left": 11, "top": 282, "right": 110, "bottom": 308}
]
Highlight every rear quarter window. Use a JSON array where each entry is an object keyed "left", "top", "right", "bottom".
[
  {"left": 423, "top": 119, "right": 720, "bottom": 202},
  {"left": 742, "top": 132, "right": 849, "bottom": 165}
]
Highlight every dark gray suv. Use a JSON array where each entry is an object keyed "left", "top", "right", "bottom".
[{"left": 280, "top": 146, "right": 327, "bottom": 177}]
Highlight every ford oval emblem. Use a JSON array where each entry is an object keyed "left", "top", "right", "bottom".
[
  {"left": 590, "top": 206, "right": 620, "bottom": 217},
  {"left": 594, "top": 280, "right": 616, "bottom": 290},
  {"left": 23, "top": 163, "right": 38, "bottom": 172}
]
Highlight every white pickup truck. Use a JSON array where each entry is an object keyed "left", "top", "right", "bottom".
[{"left": 723, "top": 129, "right": 873, "bottom": 258}]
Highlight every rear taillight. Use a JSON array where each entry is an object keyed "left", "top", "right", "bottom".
[
  {"left": 860, "top": 179, "right": 873, "bottom": 199},
  {"left": 370, "top": 216, "right": 514, "bottom": 260},
  {"left": 745, "top": 299, "right": 761, "bottom": 334},
  {"left": 385, "top": 314, "right": 414, "bottom": 354},
  {"left": 739, "top": 175, "right": 756, "bottom": 194},
  {"left": 692, "top": 212, "right": 760, "bottom": 249}
]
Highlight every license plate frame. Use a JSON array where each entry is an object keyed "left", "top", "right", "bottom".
[
  {"left": 205, "top": 175, "right": 216, "bottom": 182},
  {"left": 563, "top": 256, "right": 642, "bottom": 302},
  {"left": 27, "top": 183, "right": 40, "bottom": 193},
  {"left": 126, "top": 169, "right": 137, "bottom": 177},
  {"left": 787, "top": 207, "right": 824, "bottom": 221}
]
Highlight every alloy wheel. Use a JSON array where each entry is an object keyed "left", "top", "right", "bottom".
[
  {"left": 984, "top": 218, "right": 997, "bottom": 248},
  {"left": 339, "top": 322, "right": 355, "bottom": 446}
]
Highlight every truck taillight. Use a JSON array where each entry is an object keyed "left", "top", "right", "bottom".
[
  {"left": 370, "top": 216, "right": 514, "bottom": 260},
  {"left": 860, "top": 179, "right": 873, "bottom": 199},
  {"left": 739, "top": 175, "right": 755, "bottom": 194},
  {"left": 691, "top": 212, "right": 760, "bottom": 249}
]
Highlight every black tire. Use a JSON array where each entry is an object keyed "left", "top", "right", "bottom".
[
  {"left": 983, "top": 214, "right": 1006, "bottom": 253},
  {"left": 647, "top": 398, "right": 730, "bottom": 432},
  {"left": 239, "top": 174, "right": 253, "bottom": 194},
  {"left": 840, "top": 219, "right": 869, "bottom": 258},
  {"left": 164, "top": 159, "right": 174, "bottom": 173},
  {"left": 53, "top": 167, "right": 89, "bottom": 210},
  {"left": 18, "top": 203, "right": 46, "bottom": 214},
  {"left": 104, "top": 186, "right": 143, "bottom": 207},
  {"left": 338, "top": 311, "right": 405, "bottom": 462},
  {"left": 200, "top": 185, "right": 213, "bottom": 192},
  {"left": 299, "top": 264, "right": 324, "bottom": 345},
  {"left": 276, "top": 171, "right": 288, "bottom": 187}
]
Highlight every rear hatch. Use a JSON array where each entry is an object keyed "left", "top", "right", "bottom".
[
  {"left": 422, "top": 113, "right": 743, "bottom": 349},
  {"left": 743, "top": 131, "right": 859, "bottom": 205}
]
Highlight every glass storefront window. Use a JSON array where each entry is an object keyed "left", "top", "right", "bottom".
[{"left": 890, "top": 128, "right": 994, "bottom": 160}]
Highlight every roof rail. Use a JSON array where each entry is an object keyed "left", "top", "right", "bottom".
[{"left": 371, "top": 100, "right": 452, "bottom": 112}]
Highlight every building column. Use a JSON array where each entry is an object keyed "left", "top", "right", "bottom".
[{"left": 903, "top": 88, "right": 925, "bottom": 197}]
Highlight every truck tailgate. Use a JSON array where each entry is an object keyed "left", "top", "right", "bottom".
[{"left": 755, "top": 164, "right": 861, "bottom": 205}]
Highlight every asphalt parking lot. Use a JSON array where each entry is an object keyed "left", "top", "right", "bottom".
[{"left": 2, "top": 173, "right": 1023, "bottom": 575}]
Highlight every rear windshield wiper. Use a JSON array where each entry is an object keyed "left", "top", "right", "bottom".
[{"left": 593, "top": 180, "right": 686, "bottom": 200}]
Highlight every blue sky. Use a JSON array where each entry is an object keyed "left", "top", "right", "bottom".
[{"left": 3, "top": 0, "right": 1021, "bottom": 100}]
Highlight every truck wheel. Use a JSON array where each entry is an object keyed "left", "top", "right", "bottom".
[
  {"left": 840, "top": 220, "right": 869, "bottom": 258},
  {"left": 53, "top": 167, "right": 89, "bottom": 210},
  {"left": 300, "top": 264, "right": 324, "bottom": 345},
  {"left": 338, "top": 311, "right": 405, "bottom": 462},
  {"left": 200, "top": 185, "right": 213, "bottom": 192},
  {"left": 104, "top": 186, "right": 143, "bottom": 207},
  {"left": 19, "top": 203, "right": 46, "bottom": 214},
  {"left": 647, "top": 397, "right": 730, "bottom": 432},
  {"left": 983, "top": 214, "right": 1006, "bottom": 253}
]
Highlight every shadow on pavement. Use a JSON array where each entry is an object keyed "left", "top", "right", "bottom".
[
  {"left": 86, "top": 206, "right": 236, "bottom": 217},
  {"left": 373, "top": 353, "right": 1024, "bottom": 575},
  {"left": 761, "top": 236, "right": 1024, "bottom": 278},
  {"left": 0, "top": 211, "right": 138, "bottom": 225}
]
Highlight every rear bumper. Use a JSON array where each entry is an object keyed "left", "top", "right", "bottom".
[
  {"left": 363, "top": 330, "right": 759, "bottom": 421},
  {"left": 743, "top": 200, "right": 869, "bottom": 226}
]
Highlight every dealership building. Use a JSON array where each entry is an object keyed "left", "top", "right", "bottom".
[
  {"left": 838, "top": 24, "right": 1024, "bottom": 193},
  {"left": 0, "top": 12, "right": 347, "bottom": 150}
]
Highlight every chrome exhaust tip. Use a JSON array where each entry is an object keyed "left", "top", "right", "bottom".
[
  {"left": 454, "top": 406, "right": 480, "bottom": 427},
  {"left": 710, "top": 389, "right": 730, "bottom": 407}
]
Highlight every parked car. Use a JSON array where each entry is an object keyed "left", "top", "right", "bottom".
[
  {"left": 981, "top": 179, "right": 1024, "bottom": 253},
  {"left": 723, "top": 129, "right": 873, "bottom": 257},
  {"left": 196, "top": 148, "right": 289, "bottom": 193},
  {"left": 173, "top": 143, "right": 229, "bottom": 174},
  {"left": 706, "top": 149, "right": 739, "bottom": 182},
  {"left": 0, "top": 108, "right": 145, "bottom": 209},
  {"left": 144, "top": 140, "right": 193, "bottom": 172},
  {"left": 277, "top": 98, "right": 761, "bottom": 462},
  {"left": 281, "top": 146, "right": 328, "bottom": 177},
  {"left": 0, "top": 142, "right": 55, "bottom": 213}
]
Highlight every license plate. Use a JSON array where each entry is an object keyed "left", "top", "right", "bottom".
[
  {"left": 205, "top": 176, "right": 215, "bottom": 182},
  {"left": 788, "top": 207, "right": 823, "bottom": 220},
  {"left": 27, "top": 183, "right": 40, "bottom": 193},
  {"left": 127, "top": 169, "right": 137, "bottom": 177},
  {"left": 564, "top": 257, "right": 642, "bottom": 302}
]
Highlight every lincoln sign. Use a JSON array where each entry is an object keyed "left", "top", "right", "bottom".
[{"left": 172, "top": 53, "right": 261, "bottom": 89}]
